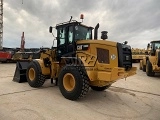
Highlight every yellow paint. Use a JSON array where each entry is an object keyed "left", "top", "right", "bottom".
[
  {"left": 149, "top": 56, "right": 159, "bottom": 71},
  {"left": 63, "top": 73, "right": 76, "bottom": 91},
  {"left": 34, "top": 40, "right": 137, "bottom": 87},
  {"left": 77, "top": 39, "right": 117, "bottom": 47},
  {"left": 36, "top": 59, "right": 51, "bottom": 75},
  {"left": 76, "top": 42, "right": 137, "bottom": 87},
  {"left": 28, "top": 68, "right": 35, "bottom": 81}
]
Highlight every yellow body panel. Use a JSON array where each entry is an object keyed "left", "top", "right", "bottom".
[
  {"left": 77, "top": 39, "right": 117, "bottom": 47},
  {"left": 76, "top": 40, "right": 137, "bottom": 86},
  {"left": 141, "top": 51, "right": 160, "bottom": 72},
  {"left": 36, "top": 59, "right": 51, "bottom": 75},
  {"left": 34, "top": 40, "right": 136, "bottom": 87},
  {"left": 148, "top": 56, "right": 160, "bottom": 72},
  {"left": 86, "top": 66, "right": 136, "bottom": 86}
]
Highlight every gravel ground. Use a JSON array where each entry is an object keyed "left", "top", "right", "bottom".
[{"left": 0, "top": 63, "right": 160, "bottom": 120}]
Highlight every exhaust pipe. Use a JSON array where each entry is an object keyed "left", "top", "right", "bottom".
[{"left": 94, "top": 23, "right": 99, "bottom": 40}]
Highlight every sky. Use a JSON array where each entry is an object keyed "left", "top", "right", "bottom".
[{"left": 2, "top": 0, "right": 160, "bottom": 49}]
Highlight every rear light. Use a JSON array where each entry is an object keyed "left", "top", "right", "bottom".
[{"left": 80, "top": 14, "right": 84, "bottom": 19}]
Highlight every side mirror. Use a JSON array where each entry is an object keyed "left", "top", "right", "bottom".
[{"left": 49, "top": 26, "right": 53, "bottom": 33}]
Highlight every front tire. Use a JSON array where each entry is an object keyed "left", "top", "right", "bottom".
[
  {"left": 26, "top": 61, "right": 46, "bottom": 87},
  {"left": 58, "top": 65, "right": 89, "bottom": 100},
  {"left": 90, "top": 84, "right": 111, "bottom": 91},
  {"left": 146, "top": 60, "right": 155, "bottom": 76}
]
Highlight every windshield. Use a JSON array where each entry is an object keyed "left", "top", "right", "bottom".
[
  {"left": 153, "top": 42, "right": 160, "bottom": 49},
  {"left": 75, "top": 25, "right": 92, "bottom": 40}
]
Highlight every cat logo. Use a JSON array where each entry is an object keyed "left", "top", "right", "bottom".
[
  {"left": 77, "top": 45, "right": 82, "bottom": 50},
  {"left": 111, "top": 54, "right": 116, "bottom": 60}
]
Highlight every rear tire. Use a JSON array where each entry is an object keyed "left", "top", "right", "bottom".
[
  {"left": 58, "top": 65, "right": 89, "bottom": 100},
  {"left": 146, "top": 60, "right": 155, "bottom": 76},
  {"left": 90, "top": 84, "right": 111, "bottom": 91},
  {"left": 26, "top": 61, "right": 46, "bottom": 87}
]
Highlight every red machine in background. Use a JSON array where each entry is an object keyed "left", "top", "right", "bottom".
[
  {"left": 0, "top": 32, "right": 41, "bottom": 63},
  {"left": 20, "top": 32, "right": 25, "bottom": 52},
  {"left": 0, "top": 50, "right": 13, "bottom": 63},
  {"left": 0, "top": 32, "right": 25, "bottom": 63}
]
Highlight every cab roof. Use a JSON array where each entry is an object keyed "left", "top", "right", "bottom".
[
  {"left": 55, "top": 20, "right": 93, "bottom": 29},
  {"left": 150, "top": 40, "right": 160, "bottom": 43}
]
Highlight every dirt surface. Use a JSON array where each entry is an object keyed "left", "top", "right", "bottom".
[{"left": 0, "top": 63, "right": 160, "bottom": 120}]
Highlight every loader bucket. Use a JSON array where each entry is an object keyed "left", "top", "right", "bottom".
[{"left": 13, "top": 61, "right": 30, "bottom": 83}]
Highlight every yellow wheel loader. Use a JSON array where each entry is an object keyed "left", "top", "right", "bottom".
[
  {"left": 139, "top": 43, "right": 151, "bottom": 72},
  {"left": 140, "top": 57, "right": 147, "bottom": 72},
  {"left": 140, "top": 40, "right": 160, "bottom": 76},
  {"left": 13, "top": 17, "right": 136, "bottom": 100},
  {"left": 132, "top": 48, "right": 146, "bottom": 63}
]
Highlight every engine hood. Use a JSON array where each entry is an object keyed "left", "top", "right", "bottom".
[{"left": 76, "top": 39, "right": 117, "bottom": 47}]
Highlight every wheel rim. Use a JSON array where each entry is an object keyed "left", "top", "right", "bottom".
[
  {"left": 63, "top": 73, "right": 76, "bottom": 91},
  {"left": 29, "top": 68, "right": 35, "bottom": 81}
]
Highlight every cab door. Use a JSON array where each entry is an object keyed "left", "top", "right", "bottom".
[
  {"left": 56, "top": 26, "right": 74, "bottom": 61},
  {"left": 56, "top": 27, "right": 67, "bottom": 61}
]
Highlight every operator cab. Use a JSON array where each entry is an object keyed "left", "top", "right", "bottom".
[
  {"left": 50, "top": 21, "right": 93, "bottom": 60},
  {"left": 150, "top": 40, "right": 160, "bottom": 55}
]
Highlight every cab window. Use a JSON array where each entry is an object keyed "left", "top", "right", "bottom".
[
  {"left": 68, "top": 26, "right": 73, "bottom": 43},
  {"left": 59, "top": 28, "right": 66, "bottom": 45},
  {"left": 75, "top": 25, "right": 92, "bottom": 40}
]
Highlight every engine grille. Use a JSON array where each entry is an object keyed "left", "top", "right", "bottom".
[
  {"left": 97, "top": 48, "right": 109, "bottom": 64},
  {"left": 117, "top": 43, "right": 132, "bottom": 71}
]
